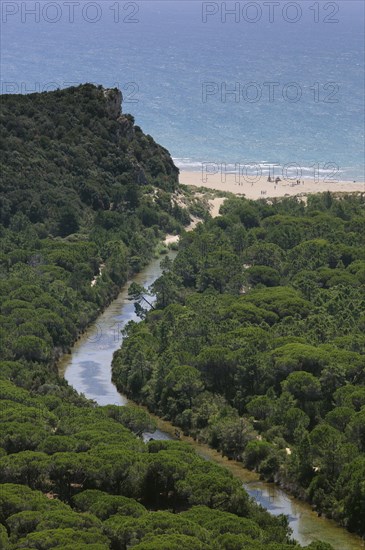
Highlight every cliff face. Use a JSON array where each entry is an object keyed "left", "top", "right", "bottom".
[
  {"left": 102, "top": 88, "right": 134, "bottom": 140},
  {"left": 103, "top": 87, "right": 123, "bottom": 118},
  {"left": 0, "top": 84, "right": 179, "bottom": 228}
]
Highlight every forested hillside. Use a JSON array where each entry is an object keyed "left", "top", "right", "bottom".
[
  {"left": 113, "top": 192, "right": 365, "bottom": 535},
  {"left": 1, "top": 84, "right": 180, "bottom": 230},
  {"left": 0, "top": 84, "right": 190, "bottom": 368},
  {"left": 0, "top": 86, "right": 321, "bottom": 549}
]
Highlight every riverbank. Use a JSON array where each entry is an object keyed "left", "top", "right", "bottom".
[
  {"left": 58, "top": 253, "right": 177, "bottom": 407},
  {"left": 125, "top": 391, "right": 365, "bottom": 549},
  {"left": 141, "top": 410, "right": 364, "bottom": 549},
  {"left": 112, "top": 197, "right": 364, "bottom": 550},
  {"left": 60, "top": 253, "right": 364, "bottom": 549},
  {"left": 179, "top": 171, "right": 365, "bottom": 200}
]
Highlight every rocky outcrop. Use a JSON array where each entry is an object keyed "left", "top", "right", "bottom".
[
  {"left": 117, "top": 114, "right": 135, "bottom": 141},
  {"left": 103, "top": 88, "right": 122, "bottom": 118}
]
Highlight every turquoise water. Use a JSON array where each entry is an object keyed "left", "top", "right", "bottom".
[{"left": 1, "top": 0, "right": 364, "bottom": 181}]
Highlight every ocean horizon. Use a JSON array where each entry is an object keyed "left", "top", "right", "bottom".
[{"left": 1, "top": 0, "right": 364, "bottom": 181}]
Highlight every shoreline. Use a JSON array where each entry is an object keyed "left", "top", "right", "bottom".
[{"left": 179, "top": 171, "right": 365, "bottom": 200}]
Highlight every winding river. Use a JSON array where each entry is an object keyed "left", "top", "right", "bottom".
[{"left": 59, "top": 254, "right": 364, "bottom": 550}]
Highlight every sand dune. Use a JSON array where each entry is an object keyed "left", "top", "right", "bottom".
[{"left": 164, "top": 173, "right": 364, "bottom": 245}]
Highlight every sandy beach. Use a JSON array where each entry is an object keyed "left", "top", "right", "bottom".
[
  {"left": 179, "top": 171, "right": 365, "bottom": 201},
  {"left": 163, "top": 172, "right": 364, "bottom": 246}
]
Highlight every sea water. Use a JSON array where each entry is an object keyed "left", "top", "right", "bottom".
[{"left": 1, "top": 0, "right": 364, "bottom": 181}]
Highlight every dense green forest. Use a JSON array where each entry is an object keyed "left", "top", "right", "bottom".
[
  {"left": 113, "top": 192, "right": 365, "bottom": 536},
  {"left": 0, "top": 84, "right": 190, "bottom": 367},
  {"left": 0, "top": 85, "right": 327, "bottom": 549},
  {"left": 0, "top": 378, "right": 304, "bottom": 549}
]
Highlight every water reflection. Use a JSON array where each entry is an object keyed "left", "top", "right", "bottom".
[
  {"left": 244, "top": 481, "right": 363, "bottom": 548},
  {"left": 59, "top": 253, "right": 363, "bottom": 550},
  {"left": 59, "top": 255, "right": 174, "bottom": 405}
]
